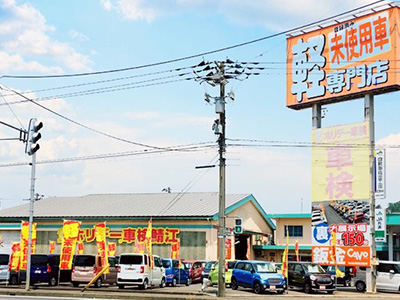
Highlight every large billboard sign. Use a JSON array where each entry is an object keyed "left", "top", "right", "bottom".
[
  {"left": 312, "top": 122, "right": 370, "bottom": 202},
  {"left": 287, "top": 7, "right": 400, "bottom": 109}
]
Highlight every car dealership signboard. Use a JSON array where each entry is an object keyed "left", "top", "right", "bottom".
[{"left": 287, "top": 7, "right": 400, "bottom": 110}]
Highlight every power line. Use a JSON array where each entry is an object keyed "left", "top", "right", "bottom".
[{"left": 0, "top": 0, "right": 386, "bottom": 80}]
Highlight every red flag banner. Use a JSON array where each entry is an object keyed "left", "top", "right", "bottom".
[
  {"left": 145, "top": 219, "right": 153, "bottom": 269},
  {"left": 108, "top": 242, "right": 116, "bottom": 257},
  {"left": 77, "top": 242, "right": 84, "bottom": 255},
  {"left": 49, "top": 241, "right": 56, "bottom": 254},
  {"left": 295, "top": 240, "right": 299, "bottom": 262},
  {"left": 95, "top": 222, "right": 109, "bottom": 273},
  {"left": 60, "top": 220, "right": 81, "bottom": 270}
]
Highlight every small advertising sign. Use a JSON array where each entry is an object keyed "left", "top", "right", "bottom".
[
  {"left": 375, "top": 208, "right": 386, "bottom": 242},
  {"left": 312, "top": 246, "right": 371, "bottom": 267},
  {"left": 375, "top": 149, "right": 386, "bottom": 199}
]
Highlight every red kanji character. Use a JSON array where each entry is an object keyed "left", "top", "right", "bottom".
[
  {"left": 63, "top": 246, "right": 72, "bottom": 255},
  {"left": 60, "top": 262, "right": 69, "bottom": 270},
  {"left": 373, "top": 16, "right": 389, "bottom": 50},
  {"left": 359, "top": 22, "right": 373, "bottom": 55},
  {"left": 63, "top": 238, "right": 74, "bottom": 247},
  {"left": 121, "top": 227, "right": 136, "bottom": 244},
  {"left": 152, "top": 228, "right": 165, "bottom": 244},
  {"left": 109, "top": 231, "right": 122, "bottom": 239},
  {"left": 330, "top": 33, "right": 345, "bottom": 64},
  {"left": 85, "top": 228, "right": 96, "bottom": 243},
  {"left": 346, "top": 27, "right": 359, "bottom": 60},
  {"left": 165, "top": 228, "right": 179, "bottom": 243},
  {"left": 136, "top": 228, "right": 147, "bottom": 243},
  {"left": 61, "top": 253, "right": 71, "bottom": 262}
]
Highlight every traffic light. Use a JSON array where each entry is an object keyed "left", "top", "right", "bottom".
[
  {"left": 234, "top": 217, "right": 243, "bottom": 234},
  {"left": 25, "top": 118, "right": 43, "bottom": 156}
]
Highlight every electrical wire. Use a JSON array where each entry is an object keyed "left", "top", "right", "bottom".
[
  {"left": 0, "top": 88, "right": 26, "bottom": 129},
  {"left": 0, "top": 0, "right": 386, "bottom": 79}
]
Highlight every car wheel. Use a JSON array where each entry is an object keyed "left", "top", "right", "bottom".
[
  {"left": 95, "top": 277, "right": 102, "bottom": 288},
  {"left": 160, "top": 277, "right": 166, "bottom": 288},
  {"left": 9, "top": 275, "right": 18, "bottom": 285},
  {"left": 304, "top": 282, "right": 312, "bottom": 294},
  {"left": 327, "top": 290, "right": 334, "bottom": 294},
  {"left": 141, "top": 279, "right": 148, "bottom": 290},
  {"left": 253, "top": 281, "right": 262, "bottom": 294},
  {"left": 355, "top": 281, "right": 366, "bottom": 292},
  {"left": 118, "top": 284, "right": 124, "bottom": 289},
  {"left": 277, "top": 290, "right": 285, "bottom": 294},
  {"left": 185, "top": 277, "right": 191, "bottom": 286},
  {"left": 172, "top": 277, "right": 177, "bottom": 287},
  {"left": 231, "top": 278, "right": 238, "bottom": 290},
  {"left": 49, "top": 276, "right": 57, "bottom": 286},
  {"left": 72, "top": 282, "right": 79, "bottom": 287}
]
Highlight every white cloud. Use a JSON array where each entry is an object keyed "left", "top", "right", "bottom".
[
  {"left": 0, "top": 51, "right": 63, "bottom": 73},
  {"left": 0, "top": 0, "right": 92, "bottom": 72},
  {"left": 69, "top": 30, "right": 89, "bottom": 42}
]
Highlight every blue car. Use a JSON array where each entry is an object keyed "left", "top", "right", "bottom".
[
  {"left": 231, "top": 260, "right": 285, "bottom": 294},
  {"left": 161, "top": 258, "right": 191, "bottom": 286}
]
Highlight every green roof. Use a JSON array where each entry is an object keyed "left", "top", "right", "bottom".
[
  {"left": 387, "top": 214, "right": 400, "bottom": 225},
  {"left": 267, "top": 213, "right": 311, "bottom": 219}
]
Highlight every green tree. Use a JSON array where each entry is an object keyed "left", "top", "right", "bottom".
[{"left": 388, "top": 201, "right": 400, "bottom": 213}]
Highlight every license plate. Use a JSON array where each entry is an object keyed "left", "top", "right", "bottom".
[
  {"left": 35, "top": 270, "right": 41, "bottom": 273},
  {"left": 127, "top": 268, "right": 135, "bottom": 271},
  {"left": 320, "top": 285, "right": 326, "bottom": 290},
  {"left": 270, "top": 285, "right": 276, "bottom": 290}
]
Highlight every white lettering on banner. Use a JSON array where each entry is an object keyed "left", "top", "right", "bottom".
[
  {"left": 347, "top": 248, "right": 369, "bottom": 260},
  {"left": 313, "top": 247, "right": 330, "bottom": 264}
]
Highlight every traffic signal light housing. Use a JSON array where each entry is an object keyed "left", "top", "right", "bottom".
[
  {"left": 25, "top": 118, "right": 43, "bottom": 156},
  {"left": 234, "top": 217, "right": 243, "bottom": 234}
]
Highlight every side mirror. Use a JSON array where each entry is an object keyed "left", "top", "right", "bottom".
[
  {"left": 250, "top": 269, "right": 255, "bottom": 274},
  {"left": 390, "top": 270, "right": 395, "bottom": 274}
]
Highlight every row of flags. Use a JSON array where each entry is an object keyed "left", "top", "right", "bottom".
[
  {"left": 281, "top": 226, "right": 343, "bottom": 278},
  {"left": 9, "top": 218, "right": 180, "bottom": 272}
]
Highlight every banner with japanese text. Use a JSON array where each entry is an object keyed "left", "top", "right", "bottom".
[
  {"left": 49, "top": 241, "right": 55, "bottom": 254},
  {"left": 287, "top": 7, "right": 400, "bottom": 110},
  {"left": 77, "top": 242, "right": 84, "bottom": 254},
  {"left": 95, "top": 222, "right": 109, "bottom": 273},
  {"left": 312, "top": 122, "right": 369, "bottom": 202},
  {"left": 10, "top": 242, "right": 20, "bottom": 272},
  {"left": 108, "top": 242, "right": 116, "bottom": 257},
  {"left": 60, "top": 220, "right": 81, "bottom": 270},
  {"left": 20, "top": 221, "right": 37, "bottom": 270},
  {"left": 145, "top": 219, "right": 153, "bottom": 269},
  {"left": 312, "top": 246, "right": 370, "bottom": 267},
  {"left": 170, "top": 239, "right": 180, "bottom": 259}
]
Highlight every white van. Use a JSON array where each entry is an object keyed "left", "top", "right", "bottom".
[
  {"left": 353, "top": 261, "right": 400, "bottom": 292},
  {"left": 117, "top": 253, "right": 165, "bottom": 289}
]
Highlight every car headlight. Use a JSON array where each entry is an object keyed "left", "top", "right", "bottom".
[
  {"left": 331, "top": 275, "right": 335, "bottom": 281},
  {"left": 310, "top": 275, "right": 316, "bottom": 281},
  {"left": 201, "top": 271, "right": 205, "bottom": 275}
]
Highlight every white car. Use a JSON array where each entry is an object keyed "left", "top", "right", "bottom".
[
  {"left": 117, "top": 253, "right": 166, "bottom": 289},
  {"left": 353, "top": 261, "right": 400, "bottom": 292}
]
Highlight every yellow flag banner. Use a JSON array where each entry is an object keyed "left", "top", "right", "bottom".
[
  {"left": 20, "top": 221, "right": 37, "bottom": 270},
  {"left": 10, "top": 242, "right": 21, "bottom": 272},
  {"left": 77, "top": 242, "right": 84, "bottom": 255},
  {"left": 49, "top": 241, "right": 56, "bottom": 254},
  {"left": 170, "top": 240, "right": 180, "bottom": 259},
  {"left": 95, "top": 222, "right": 109, "bottom": 273},
  {"left": 108, "top": 242, "right": 116, "bottom": 257},
  {"left": 145, "top": 219, "right": 153, "bottom": 269},
  {"left": 295, "top": 240, "right": 299, "bottom": 262},
  {"left": 60, "top": 220, "right": 81, "bottom": 270}
]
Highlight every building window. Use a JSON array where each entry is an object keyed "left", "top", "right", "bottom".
[{"left": 284, "top": 225, "right": 303, "bottom": 237}]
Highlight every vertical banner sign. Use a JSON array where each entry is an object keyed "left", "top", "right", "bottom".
[
  {"left": 295, "top": 240, "right": 299, "bottom": 262},
  {"left": 10, "top": 242, "right": 21, "bottom": 272},
  {"left": 20, "top": 221, "right": 37, "bottom": 270},
  {"left": 77, "top": 242, "right": 84, "bottom": 255},
  {"left": 49, "top": 241, "right": 55, "bottom": 254},
  {"left": 95, "top": 222, "right": 109, "bottom": 273},
  {"left": 287, "top": 7, "right": 400, "bottom": 110},
  {"left": 312, "top": 122, "right": 370, "bottom": 202},
  {"left": 108, "top": 242, "right": 116, "bottom": 257},
  {"left": 375, "top": 208, "right": 386, "bottom": 242},
  {"left": 225, "top": 237, "right": 232, "bottom": 259},
  {"left": 60, "top": 220, "right": 81, "bottom": 270},
  {"left": 134, "top": 237, "right": 145, "bottom": 254},
  {"left": 170, "top": 240, "right": 180, "bottom": 259},
  {"left": 145, "top": 219, "right": 153, "bottom": 269},
  {"left": 374, "top": 149, "right": 386, "bottom": 199}
]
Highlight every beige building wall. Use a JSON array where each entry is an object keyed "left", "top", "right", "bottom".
[{"left": 275, "top": 217, "right": 311, "bottom": 245}]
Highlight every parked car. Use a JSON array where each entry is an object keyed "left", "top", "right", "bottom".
[
  {"left": 325, "top": 266, "right": 352, "bottom": 286},
  {"left": 201, "top": 260, "right": 216, "bottom": 281},
  {"left": 185, "top": 260, "right": 206, "bottom": 283},
  {"left": 288, "top": 262, "right": 335, "bottom": 294},
  {"left": 348, "top": 212, "right": 364, "bottom": 223},
  {"left": 71, "top": 255, "right": 118, "bottom": 288},
  {"left": 117, "top": 253, "right": 165, "bottom": 289},
  {"left": 352, "top": 261, "right": 400, "bottom": 292},
  {"left": 15, "top": 254, "right": 72, "bottom": 286},
  {"left": 161, "top": 258, "right": 190, "bottom": 286},
  {"left": 208, "top": 260, "right": 236, "bottom": 287},
  {"left": 231, "top": 260, "right": 285, "bottom": 294},
  {"left": 0, "top": 254, "right": 10, "bottom": 283}
]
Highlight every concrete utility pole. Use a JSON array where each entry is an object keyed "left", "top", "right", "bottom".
[{"left": 365, "top": 94, "right": 377, "bottom": 293}]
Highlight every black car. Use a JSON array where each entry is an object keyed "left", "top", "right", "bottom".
[{"left": 288, "top": 262, "right": 335, "bottom": 294}]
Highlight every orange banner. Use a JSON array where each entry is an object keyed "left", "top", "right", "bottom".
[
  {"left": 10, "top": 242, "right": 20, "bottom": 272},
  {"left": 95, "top": 222, "right": 109, "bottom": 273},
  {"left": 145, "top": 219, "right": 153, "bottom": 269},
  {"left": 77, "top": 242, "right": 84, "bottom": 255},
  {"left": 108, "top": 242, "right": 116, "bottom": 257},
  {"left": 60, "top": 220, "right": 81, "bottom": 270},
  {"left": 49, "top": 241, "right": 55, "bottom": 254},
  {"left": 20, "top": 221, "right": 37, "bottom": 270},
  {"left": 171, "top": 239, "right": 180, "bottom": 259},
  {"left": 312, "top": 246, "right": 370, "bottom": 267},
  {"left": 286, "top": 7, "right": 400, "bottom": 110}
]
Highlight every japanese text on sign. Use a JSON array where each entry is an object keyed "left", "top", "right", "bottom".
[{"left": 312, "top": 246, "right": 371, "bottom": 267}]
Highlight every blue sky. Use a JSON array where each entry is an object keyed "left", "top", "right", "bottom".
[{"left": 0, "top": 0, "right": 398, "bottom": 214}]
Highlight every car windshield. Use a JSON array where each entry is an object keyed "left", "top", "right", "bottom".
[
  {"left": 119, "top": 255, "right": 142, "bottom": 265},
  {"left": 74, "top": 255, "right": 95, "bottom": 267},
  {"left": 162, "top": 260, "right": 171, "bottom": 268},
  {"left": 205, "top": 261, "right": 216, "bottom": 269},
  {"left": 254, "top": 262, "right": 276, "bottom": 273},
  {"left": 305, "top": 264, "right": 326, "bottom": 274},
  {"left": 183, "top": 262, "right": 192, "bottom": 269}
]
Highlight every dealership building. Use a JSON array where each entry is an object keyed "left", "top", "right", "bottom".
[{"left": 0, "top": 192, "right": 276, "bottom": 260}]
